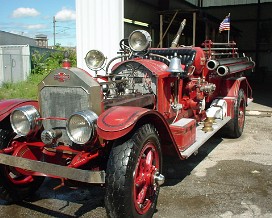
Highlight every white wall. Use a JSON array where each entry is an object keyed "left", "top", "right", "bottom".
[
  {"left": 0, "top": 45, "right": 31, "bottom": 86},
  {"left": 76, "top": 0, "right": 124, "bottom": 76}
]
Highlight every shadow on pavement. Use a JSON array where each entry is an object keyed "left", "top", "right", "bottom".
[
  {"left": 163, "top": 133, "right": 224, "bottom": 186},
  {"left": 248, "top": 75, "right": 272, "bottom": 108}
]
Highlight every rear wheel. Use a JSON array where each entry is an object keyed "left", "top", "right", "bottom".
[
  {"left": 225, "top": 89, "right": 246, "bottom": 138},
  {"left": 0, "top": 129, "right": 44, "bottom": 202},
  {"left": 105, "top": 124, "right": 164, "bottom": 218}
]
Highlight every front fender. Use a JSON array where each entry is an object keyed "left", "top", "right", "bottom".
[
  {"left": 0, "top": 99, "right": 39, "bottom": 122},
  {"left": 97, "top": 106, "right": 183, "bottom": 158},
  {"left": 97, "top": 106, "right": 149, "bottom": 140}
]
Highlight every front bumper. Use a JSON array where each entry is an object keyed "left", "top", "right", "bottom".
[{"left": 0, "top": 153, "right": 105, "bottom": 184}]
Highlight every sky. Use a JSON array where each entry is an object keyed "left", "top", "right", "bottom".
[{"left": 0, "top": 0, "right": 76, "bottom": 47}]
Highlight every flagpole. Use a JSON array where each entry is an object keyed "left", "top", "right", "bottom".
[
  {"left": 227, "top": 13, "right": 230, "bottom": 43},
  {"left": 219, "top": 13, "right": 231, "bottom": 43},
  {"left": 228, "top": 29, "right": 230, "bottom": 44}
]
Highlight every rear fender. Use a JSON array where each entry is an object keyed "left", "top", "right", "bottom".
[
  {"left": 0, "top": 99, "right": 39, "bottom": 128},
  {"left": 97, "top": 106, "right": 182, "bottom": 158},
  {"left": 223, "top": 77, "right": 251, "bottom": 117}
]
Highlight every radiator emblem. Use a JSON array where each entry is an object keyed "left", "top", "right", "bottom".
[{"left": 54, "top": 72, "right": 70, "bottom": 82}]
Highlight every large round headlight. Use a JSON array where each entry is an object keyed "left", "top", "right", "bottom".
[
  {"left": 128, "top": 30, "right": 151, "bottom": 52},
  {"left": 10, "top": 105, "right": 41, "bottom": 136},
  {"left": 67, "top": 110, "right": 98, "bottom": 144},
  {"left": 85, "top": 50, "right": 105, "bottom": 70}
]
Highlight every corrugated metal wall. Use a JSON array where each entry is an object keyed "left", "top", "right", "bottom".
[
  {"left": 76, "top": 0, "right": 124, "bottom": 76},
  {"left": 186, "top": 0, "right": 272, "bottom": 7}
]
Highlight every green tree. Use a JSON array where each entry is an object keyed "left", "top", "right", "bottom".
[
  {"left": 31, "top": 47, "right": 77, "bottom": 75},
  {"left": 0, "top": 46, "right": 77, "bottom": 100}
]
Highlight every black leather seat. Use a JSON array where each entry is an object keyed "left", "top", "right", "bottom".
[{"left": 147, "top": 48, "right": 196, "bottom": 73}]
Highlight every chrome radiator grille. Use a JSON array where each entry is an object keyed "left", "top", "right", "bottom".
[{"left": 40, "top": 86, "right": 89, "bottom": 145}]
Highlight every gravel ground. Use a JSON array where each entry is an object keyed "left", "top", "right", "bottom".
[{"left": 0, "top": 88, "right": 271, "bottom": 218}]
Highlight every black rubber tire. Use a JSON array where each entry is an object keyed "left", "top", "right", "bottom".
[
  {"left": 225, "top": 89, "right": 246, "bottom": 138},
  {"left": 0, "top": 129, "right": 44, "bottom": 203},
  {"left": 105, "top": 124, "right": 162, "bottom": 218}
]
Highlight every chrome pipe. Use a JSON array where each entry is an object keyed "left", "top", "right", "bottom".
[
  {"left": 203, "top": 48, "right": 238, "bottom": 51},
  {"left": 207, "top": 57, "right": 249, "bottom": 71},
  {"left": 207, "top": 42, "right": 236, "bottom": 46},
  {"left": 207, "top": 59, "right": 219, "bottom": 70},
  {"left": 210, "top": 53, "right": 238, "bottom": 56},
  {"left": 217, "top": 61, "right": 255, "bottom": 76}
]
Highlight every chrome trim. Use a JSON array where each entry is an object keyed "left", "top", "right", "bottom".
[
  {"left": 10, "top": 105, "right": 41, "bottom": 136},
  {"left": 67, "top": 110, "right": 98, "bottom": 144}
]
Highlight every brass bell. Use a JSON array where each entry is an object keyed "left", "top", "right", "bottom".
[
  {"left": 202, "top": 119, "right": 214, "bottom": 132},
  {"left": 205, "top": 117, "right": 216, "bottom": 124}
]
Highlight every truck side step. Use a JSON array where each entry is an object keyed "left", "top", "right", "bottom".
[{"left": 180, "top": 116, "right": 231, "bottom": 159}]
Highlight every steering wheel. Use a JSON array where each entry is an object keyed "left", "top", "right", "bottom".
[{"left": 119, "top": 38, "right": 130, "bottom": 53}]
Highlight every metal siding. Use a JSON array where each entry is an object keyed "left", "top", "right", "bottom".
[
  {"left": 76, "top": 0, "right": 124, "bottom": 76},
  {"left": 199, "top": 0, "right": 265, "bottom": 7},
  {"left": 0, "top": 45, "right": 30, "bottom": 85}
]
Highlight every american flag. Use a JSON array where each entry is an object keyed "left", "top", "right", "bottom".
[{"left": 219, "top": 14, "right": 230, "bottom": 32}]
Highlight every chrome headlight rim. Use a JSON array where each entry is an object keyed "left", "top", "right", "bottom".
[
  {"left": 85, "top": 49, "right": 106, "bottom": 70},
  {"left": 66, "top": 110, "right": 98, "bottom": 145},
  {"left": 10, "top": 105, "right": 41, "bottom": 137},
  {"left": 128, "top": 30, "right": 152, "bottom": 52}
]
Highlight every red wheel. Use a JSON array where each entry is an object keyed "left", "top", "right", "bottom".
[
  {"left": 237, "top": 96, "right": 245, "bottom": 131},
  {"left": 225, "top": 89, "right": 246, "bottom": 138},
  {"left": 0, "top": 129, "right": 44, "bottom": 202},
  {"left": 105, "top": 124, "right": 164, "bottom": 218},
  {"left": 134, "top": 142, "right": 160, "bottom": 214}
]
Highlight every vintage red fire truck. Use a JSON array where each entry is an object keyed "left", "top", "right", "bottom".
[{"left": 0, "top": 20, "right": 254, "bottom": 217}]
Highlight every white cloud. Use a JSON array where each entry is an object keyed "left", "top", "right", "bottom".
[
  {"left": 55, "top": 8, "right": 76, "bottom": 21},
  {"left": 25, "top": 24, "right": 47, "bottom": 30},
  {"left": 12, "top": 7, "right": 40, "bottom": 18}
]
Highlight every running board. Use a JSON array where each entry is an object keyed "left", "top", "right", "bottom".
[
  {"left": 247, "top": 97, "right": 253, "bottom": 105},
  {"left": 180, "top": 117, "right": 231, "bottom": 159},
  {"left": 0, "top": 153, "right": 105, "bottom": 184}
]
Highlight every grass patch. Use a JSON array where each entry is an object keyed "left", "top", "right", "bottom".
[
  {"left": 0, "top": 47, "right": 76, "bottom": 100},
  {"left": 0, "top": 72, "right": 47, "bottom": 100}
]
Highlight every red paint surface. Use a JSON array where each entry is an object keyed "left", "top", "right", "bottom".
[{"left": 0, "top": 99, "right": 39, "bottom": 121}]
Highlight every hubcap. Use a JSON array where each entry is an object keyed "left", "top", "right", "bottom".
[{"left": 153, "top": 170, "right": 165, "bottom": 186}]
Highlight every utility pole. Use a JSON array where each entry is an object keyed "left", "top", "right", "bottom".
[{"left": 53, "top": 16, "right": 56, "bottom": 46}]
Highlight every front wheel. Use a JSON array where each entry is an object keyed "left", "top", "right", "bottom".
[
  {"left": 105, "top": 124, "right": 164, "bottom": 218},
  {"left": 0, "top": 129, "right": 44, "bottom": 202}
]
